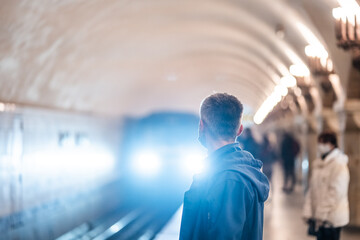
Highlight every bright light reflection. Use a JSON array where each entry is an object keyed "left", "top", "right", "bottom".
[
  {"left": 332, "top": 7, "right": 344, "bottom": 20},
  {"left": 329, "top": 74, "right": 345, "bottom": 109},
  {"left": 183, "top": 152, "right": 206, "bottom": 175},
  {"left": 337, "top": 0, "right": 360, "bottom": 15},
  {"left": 275, "top": 85, "right": 288, "bottom": 97},
  {"left": 254, "top": 75, "right": 297, "bottom": 124},
  {"left": 302, "top": 159, "right": 309, "bottom": 171},
  {"left": 333, "top": 1, "right": 360, "bottom": 25},
  {"left": 132, "top": 151, "right": 161, "bottom": 176},
  {"left": 280, "top": 75, "right": 297, "bottom": 88},
  {"left": 254, "top": 91, "right": 282, "bottom": 125},
  {"left": 290, "top": 64, "right": 310, "bottom": 77},
  {"left": 25, "top": 148, "right": 114, "bottom": 175},
  {"left": 320, "top": 57, "right": 327, "bottom": 68},
  {"left": 109, "top": 224, "right": 121, "bottom": 234},
  {"left": 305, "top": 45, "right": 328, "bottom": 58},
  {"left": 326, "top": 59, "right": 334, "bottom": 72},
  {"left": 296, "top": 22, "right": 328, "bottom": 57}
]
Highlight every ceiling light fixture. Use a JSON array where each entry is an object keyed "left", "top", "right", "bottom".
[
  {"left": 305, "top": 45, "right": 334, "bottom": 76},
  {"left": 280, "top": 75, "right": 297, "bottom": 88},
  {"left": 332, "top": 1, "right": 360, "bottom": 70},
  {"left": 289, "top": 64, "right": 310, "bottom": 77},
  {"left": 254, "top": 75, "right": 297, "bottom": 124}
]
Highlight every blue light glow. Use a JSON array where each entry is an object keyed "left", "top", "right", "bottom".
[{"left": 132, "top": 151, "right": 162, "bottom": 176}]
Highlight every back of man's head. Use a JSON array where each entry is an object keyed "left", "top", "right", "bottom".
[{"left": 200, "top": 93, "right": 243, "bottom": 141}]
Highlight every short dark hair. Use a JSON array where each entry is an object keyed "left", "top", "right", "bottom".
[
  {"left": 200, "top": 93, "right": 243, "bottom": 141},
  {"left": 318, "top": 131, "right": 338, "bottom": 148}
]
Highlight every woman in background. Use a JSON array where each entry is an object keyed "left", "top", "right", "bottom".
[{"left": 303, "top": 132, "right": 350, "bottom": 240}]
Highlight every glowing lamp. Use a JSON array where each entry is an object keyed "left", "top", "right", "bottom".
[{"left": 132, "top": 152, "right": 161, "bottom": 176}]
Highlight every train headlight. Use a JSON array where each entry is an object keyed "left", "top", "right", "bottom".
[{"left": 132, "top": 151, "right": 162, "bottom": 176}]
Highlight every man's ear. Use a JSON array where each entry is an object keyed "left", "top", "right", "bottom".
[
  {"left": 236, "top": 124, "right": 243, "bottom": 136},
  {"left": 199, "top": 119, "right": 204, "bottom": 130}
]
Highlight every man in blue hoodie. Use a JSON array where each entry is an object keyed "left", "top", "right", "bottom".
[{"left": 180, "top": 93, "right": 269, "bottom": 240}]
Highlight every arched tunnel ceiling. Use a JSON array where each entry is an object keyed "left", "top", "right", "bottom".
[{"left": 0, "top": 0, "right": 345, "bottom": 117}]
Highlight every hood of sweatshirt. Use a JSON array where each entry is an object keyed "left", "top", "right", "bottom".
[{"left": 207, "top": 143, "right": 270, "bottom": 202}]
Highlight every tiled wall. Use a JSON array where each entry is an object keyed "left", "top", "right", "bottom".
[{"left": 0, "top": 107, "right": 122, "bottom": 239}]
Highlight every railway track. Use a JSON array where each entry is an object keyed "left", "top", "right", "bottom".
[{"left": 56, "top": 199, "right": 180, "bottom": 240}]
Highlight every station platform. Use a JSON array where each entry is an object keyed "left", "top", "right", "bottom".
[{"left": 156, "top": 163, "right": 360, "bottom": 240}]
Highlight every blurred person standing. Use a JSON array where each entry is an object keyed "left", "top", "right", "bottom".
[
  {"left": 237, "top": 128, "right": 260, "bottom": 159},
  {"left": 259, "top": 134, "right": 277, "bottom": 183},
  {"left": 303, "top": 132, "right": 350, "bottom": 240},
  {"left": 180, "top": 93, "right": 269, "bottom": 240},
  {"left": 280, "top": 132, "right": 300, "bottom": 193}
]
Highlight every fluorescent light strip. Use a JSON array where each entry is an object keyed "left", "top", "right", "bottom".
[
  {"left": 253, "top": 75, "right": 296, "bottom": 124},
  {"left": 254, "top": 1, "right": 335, "bottom": 124},
  {"left": 337, "top": 0, "right": 360, "bottom": 11}
]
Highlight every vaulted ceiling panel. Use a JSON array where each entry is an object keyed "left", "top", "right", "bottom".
[{"left": 0, "top": 0, "right": 343, "bottom": 117}]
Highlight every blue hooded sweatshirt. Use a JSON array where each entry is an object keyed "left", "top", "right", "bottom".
[{"left": 180, "top": 143, "right": 270, "bottom": 240}]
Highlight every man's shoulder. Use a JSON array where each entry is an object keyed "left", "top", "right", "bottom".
[
  {"left": 214, "top": 169, "right": 245, "bottom": 182},
  {"left": 210, "top": 170, "right": 254, "bottom": 194},
  {"left": 206, "top": 171, "right": 256, "bottom": 205}
]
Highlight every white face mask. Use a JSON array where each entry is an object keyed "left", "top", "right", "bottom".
[{"left": 318, "top": 143, "right": 332, "bottom": 155}]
